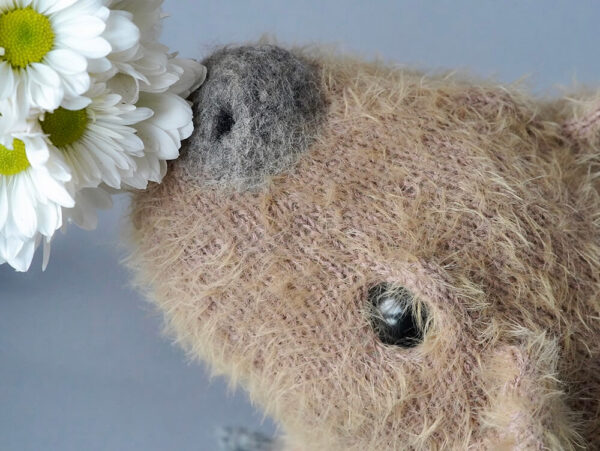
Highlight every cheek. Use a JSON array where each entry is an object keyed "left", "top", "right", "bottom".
[{"left": 128, "top": 170, "right": 489, "bottom": 449}]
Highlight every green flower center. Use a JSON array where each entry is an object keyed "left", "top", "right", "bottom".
[
  {"left": 41, "top": 107, "right": 89, "bottom": 148},
  {"left": 0, "top": 139, "right": 30, "bottom": 176},
  {"left": 0, "top": 7, "right": 55, "bottom": 69}
]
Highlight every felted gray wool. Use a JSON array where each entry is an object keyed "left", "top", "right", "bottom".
[{"left": 180, "top": 45, "right": 327, "bottom": 189}]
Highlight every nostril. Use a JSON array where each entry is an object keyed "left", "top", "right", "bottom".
[
  {"left": 212, "top": 107, "right": 235, "bottom": 141},
  {"left": 368, "top": 283, "right": 428, "bottom": 348}
]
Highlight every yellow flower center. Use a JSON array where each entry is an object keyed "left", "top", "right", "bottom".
[
  {"left": 0, "top": 7, "right": 55, "bottom": 69},
  {"left": 0, "top": 139, "right": 30, "bottom": 176},
  {"left": 41, "top": 107, "right": 89, "bottom": 148}
]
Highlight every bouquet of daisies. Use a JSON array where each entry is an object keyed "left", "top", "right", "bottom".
[{"left": 0, "top": 0, "right": 206, "bottom": 271}]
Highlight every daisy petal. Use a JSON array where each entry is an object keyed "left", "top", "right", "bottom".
[
  {"left": 11, "top": 236, "right": 37, "bottom": 272},
  {"left": 45, "top": 49, "right": 88, "bottom": 75},
  {"left": 4, "top": 0, "right": 113, "bottom": 121},
  {"left": 58, "top": 16, "right": 107, "bottom": 39},
  {"left": 0, "top": 63, "right": 15, "bottom": 100},
  {"left": 42, "top": 237, "right": 52, "bottom": 271},
  {"left": 103, "top": 10, "right": 140, "bottom": 53},
  {"left": 39, "top": 0, "right": 78, "bottom": 15},
  {"left": 11, "top": 177, "right": 38, "bottom": 238},
  {"left": 0, "top": 179, "right": 8, "bottom": 230}
]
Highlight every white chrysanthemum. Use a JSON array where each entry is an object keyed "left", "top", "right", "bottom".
[
  {"left": 0, "top": 99, "right": 18, "bottom": 147},
  {"left": 102, "top": 0, "right": 173, "bottom": 101},
  {"left": 123, "top": 90, "right": 193, "bottom": 188},
  {"left": 168, "top": 56, "right": 207, "bottom": 100},
  {"left": 39, "top": 82, "right": 153, "bottom": 190},
  {"left": 63, "top": 185, "right": 113, "bottom": 231},
  {"left": 0, "top": 0, "right": 206, "bottom": 272},
  {"left": 0, "top": 0, "right": 112, "bottom": 118},
  {"left": 0, "top": 124, "right": 74, "bottom": 272},
  {"left": 0, "top": 233, "right": 40, "bottom": 272},
  {"left": 121, "top": 49, "right": 206, "bottom": 188},
  {"left": 100, "top": 0, "right": 206, "bottom": 103}
]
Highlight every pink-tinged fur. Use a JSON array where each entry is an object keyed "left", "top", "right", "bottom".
[{"left": 126, "top": 48, "right": 600, "bottom": 450}]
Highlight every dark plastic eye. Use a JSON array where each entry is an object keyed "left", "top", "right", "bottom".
[
  {"left": 368, "top": 283, "right": 427, "bottom": 348},
  {"left": 212, "top": 107, "right": 234, "bottom": 141}
]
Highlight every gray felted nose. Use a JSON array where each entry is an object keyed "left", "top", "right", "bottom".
[{"left": 178, "top": 44, "right": 327, "bottom": 189}]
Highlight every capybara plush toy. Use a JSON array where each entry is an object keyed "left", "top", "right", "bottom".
[{"left": 126, "top": 43, "right": 600, "bottom": 450}]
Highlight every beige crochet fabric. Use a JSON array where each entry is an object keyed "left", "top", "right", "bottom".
[{"left": 127, "top": 47, "right": 600, "bottom": 450}]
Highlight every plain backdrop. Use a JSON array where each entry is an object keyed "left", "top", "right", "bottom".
[{"left": 1, "top": 1, "right": 599, "bottom": 450}]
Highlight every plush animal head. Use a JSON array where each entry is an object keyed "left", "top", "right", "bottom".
[{"left": 127, "top": 43, "right": 600, "bottom": 450}]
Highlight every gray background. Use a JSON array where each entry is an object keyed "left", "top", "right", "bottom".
[{"left": 1, "top": 1, "right": 599, "bottom": 450}]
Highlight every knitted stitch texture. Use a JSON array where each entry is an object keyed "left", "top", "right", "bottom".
[{"left": 127, "top": 46, "right": 600, "bottom": 450}]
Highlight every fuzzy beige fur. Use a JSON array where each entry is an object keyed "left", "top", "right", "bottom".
[{"left": 126, "top": 47, "right": 600, "bottom": 450}]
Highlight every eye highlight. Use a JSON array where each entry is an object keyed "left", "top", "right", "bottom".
[{"left": 368, "top": 283, "right": 428, "bottom": 348}]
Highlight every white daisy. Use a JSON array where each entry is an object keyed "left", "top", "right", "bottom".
[
  {"left": 168, "top": 56, "right": 207, "bottom": 100},
  {"left": 0, "top": 232, "right": 54, "bottom": 272},
  {"left": 118, "top": 51, "right": 206, "bottom": 188},
  {"left": 102, "top": 0, "right": 174, "bottom": 101},
  {"left": 86, "top": 5, "right": 139, "bottom": 79},
  {"left": 0, "top": 0, "right": 112, "bottom": 119},
  {"left": 0, "top": 124, "right": 74, "bottom": 272},
  {"left": 6, "top": 185, "right": 114, "bottom": 272},
  {"left": 0, "top": 99, "right": 19, "bottom": 147},
  {"left": 0, "top": 0, "right": 205, "bottom": 272},
  {"left": 123, "top": 90, "right": 194, "bottom": 188},
  {"left": 99, "top": 0, "right": 205, "bottom": 103},
  {"left": 39, "top": 82, "right": 153, "bottom": 190},
  {"left": 63, "top": 185, "right": 113, "bottom": 231},
  {"left": 0, "top": 233, "right": 39, "bottom": 272}
]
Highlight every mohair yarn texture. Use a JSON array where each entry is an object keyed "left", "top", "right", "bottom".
[{"left": 127, "top": 44, "right": 600, "bottom": 450}]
